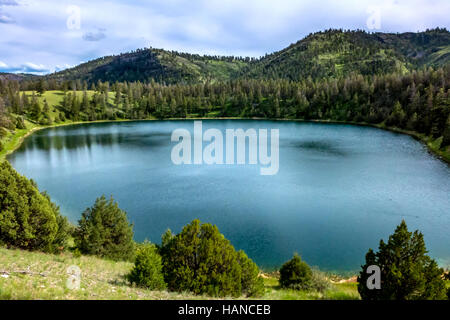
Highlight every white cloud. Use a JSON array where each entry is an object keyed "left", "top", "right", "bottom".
[
  {"left": 0, "top": 11, "right": 15, "bottom": 23},
  {"left": 0, "top": 61, "right": 49, "bottom": 74},
  {"left": 22, "top": 62, "right": 47, "bottom": 72}
]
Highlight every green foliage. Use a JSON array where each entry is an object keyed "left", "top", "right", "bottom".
[
  {"left": 0, "top": 127, "right": 8, "bottom": 138},
  {"left": 160, "top": 220, "right": 263, "bottom": 297},
  {"left": 0, "top": 161, "right": 69, "bottom": 251},
  {"left": 72, "top": 248, "right": 82, "bottom": 258},
  {"left": 237, "top": 250, "right": 265, "bottom": 297},
  {"left": 386, "top": 101, "right": 406, "bottom": 127},
  {"left": 442, "top": 115, "right": 450, "bottom": 148},
  {"left": 15, "top": 116, "right": 26, "bottom": 130},
  {"left": 358, "top": 220, "right": 447, "bottom": 300},
  {"left": 279, "top": 254, "right": 313, "bottom": 290},
  {"left": 41, "top": 192, "right": 73, "bottom": 252},
  {"left": 127, "top": 242, "right": 166, "bottom": 290},
  {"left": 241, "top": 29, "right": 450, "bottom": 81},
  {"left": 75, "top": 195, "right": 135, "bottom": 261},
  {"left": 309, "top": 269, "right": 331, "bottom": 293}
]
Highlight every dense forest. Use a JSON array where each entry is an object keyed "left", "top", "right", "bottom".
[
  {"left": 1, "top": 66, "right": 449, "bottom": 151},
  {"left": 0, "top": 29, "right": 449, "bottom": 154}
]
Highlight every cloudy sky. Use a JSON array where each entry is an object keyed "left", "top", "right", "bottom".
[{"left": 0, "top": 0, "right": 449, "bottom": 74}]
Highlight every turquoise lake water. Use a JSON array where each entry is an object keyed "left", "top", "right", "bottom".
[{"left": 7, "top": 120, "right": 450, "bottom": 272}]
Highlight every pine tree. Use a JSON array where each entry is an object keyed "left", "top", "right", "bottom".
[
  {"left": 279, "top": 254, "right": 313, "bottom": 290},
  {"left": 127, "top": 242, "right": 166, "bottom": 290},
  {"left": 0, "top": 161, "right": 70, "bottom": 252},
  {"left": 81, "top": 90, "right": 89, "bottom": 112},
  {"left": 160, "top": 220, "right": 263, "bottom": 297},
  {"left": 75, "top": 196, "right": 135, "bottom": 261},
  {"left": 358, "top": 220, "right": 447, "bottom": 300},
  {"left": 30, "top": 94, "right": 42, "bottom": 121}
]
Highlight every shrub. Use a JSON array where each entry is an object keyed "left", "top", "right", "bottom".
[
  {"left": 41, "top": 192, "right": 73, "bottom": 253},
  {"left": 15, "top": 116, "right": 26, "bottom": 130},
  {"left": 279, "top": 254, "right": 313, "bottom": 290},
  {"left": 127, "top": 242, "right": 166, "bottom": 290},
  {"left": 358, "top": 220, "right": 447, "bottom": 300},
  {"left": 237, "top": 250, "right": 265, "bottom": 297},
  {"left": 72, "top": 248, "right": 82, "bottom": 258},
  {"left": 309, "top": 269, "right": 331, "bottom": 293},
  {"left": 75, "top": 195, "right": 135, "bottom": 261},
  {"left": 160, "top": 220, "right": 263, "bottom": 297},
  {"left": 0, "top": 161, "right": 69, "bottom": 251},
  {"left": 0, "top": 127, "right": 7, "bottom": 138}
]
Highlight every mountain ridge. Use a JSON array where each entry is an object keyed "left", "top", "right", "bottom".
[{"left": 10, "top": 28, "right": 450, "bottom": 85}]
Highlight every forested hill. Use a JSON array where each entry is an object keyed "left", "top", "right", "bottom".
[
  {"left": 238, "top": 28, "right": 450, "bottom": 80},
  {"left": 0, "top": 73, "right": 36, "bottom": 82},
  {"left": 45, "top": 49, "right": 251, "bottom": 85},
  {"left": 43, "top": 28, "right": 450, "bottom": 84}
]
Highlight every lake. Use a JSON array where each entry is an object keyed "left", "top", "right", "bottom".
[{"left": 7, "top": 120, "right": 450, "bottom": 272}]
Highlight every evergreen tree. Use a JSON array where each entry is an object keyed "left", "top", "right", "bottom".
[
  {"left": 358, "top": 220, "right": 447, "bottom": 300},
  {"left": 0, "top": 162, "right": 70, "bottom": 252},
  {"left": 160, "top": 220, "right": 263, "bottom": 297},
  {"left": 127, "top": 242, "right": 166, "bottom": 290},
  {"left": 279, "top": 254, "right": 313, "bottom": 290},
  {"left": 75, "top": 196, "right": 135, "bottom": 261}
]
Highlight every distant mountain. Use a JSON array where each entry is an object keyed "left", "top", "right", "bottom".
[
  {"left": 46, "top": 49, "right": 250, "bottom": 84},
  {"left": 43, "top": 28, "right": 450, "bottom": 84},
  {"left": 0, "top": 72, "right": 37, "bottom": 81}
]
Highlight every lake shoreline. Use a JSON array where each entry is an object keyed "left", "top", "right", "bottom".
[
  {"left": 2, "top": 117, "right": 449, "bottom": 165},
  {"left": 4, "top": 117, "right": 450, "bottom": 274}
]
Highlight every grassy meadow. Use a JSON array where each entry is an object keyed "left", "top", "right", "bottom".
[{"left": 0, "top": 247, "right": 360, "bottom": 300}]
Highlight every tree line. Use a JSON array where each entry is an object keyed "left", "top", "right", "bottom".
[{"left": 1, "top": 66, "right": 449, "bottom": 152}]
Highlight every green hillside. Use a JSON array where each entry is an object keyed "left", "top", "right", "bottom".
[
  {"left": 45, "top": 49, "right": 250, "bottom": 85},
  {"left": 0, "top": 73, "right": 37, "bottom": 82},
  {"left": 239, "top": 28, "right": 450, "bottom": 80},
  {"left": 42, "top": 29, "right": 450, "bottom": 84}
]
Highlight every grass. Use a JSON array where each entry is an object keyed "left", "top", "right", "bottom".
[
  {"left": 0, "top": 120, "right": 39, "bottom": 161},
  {"left": 0, "top": 90, "right": 128, "bottom": 161},
  {"left": 261, "top": 275, "right": 360, "bottom": 300},
  {"left": 0, "top": 247, "right": 360, "bottom": 300},
  {"left": 23, "top": 90, "right": 116, "bottom": 118},
  {"left": 429, "top": 45, "right": 450, "bottom": 64},
  {"left": 0, "top": 248, "right": 215, "bottom": 300}
]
